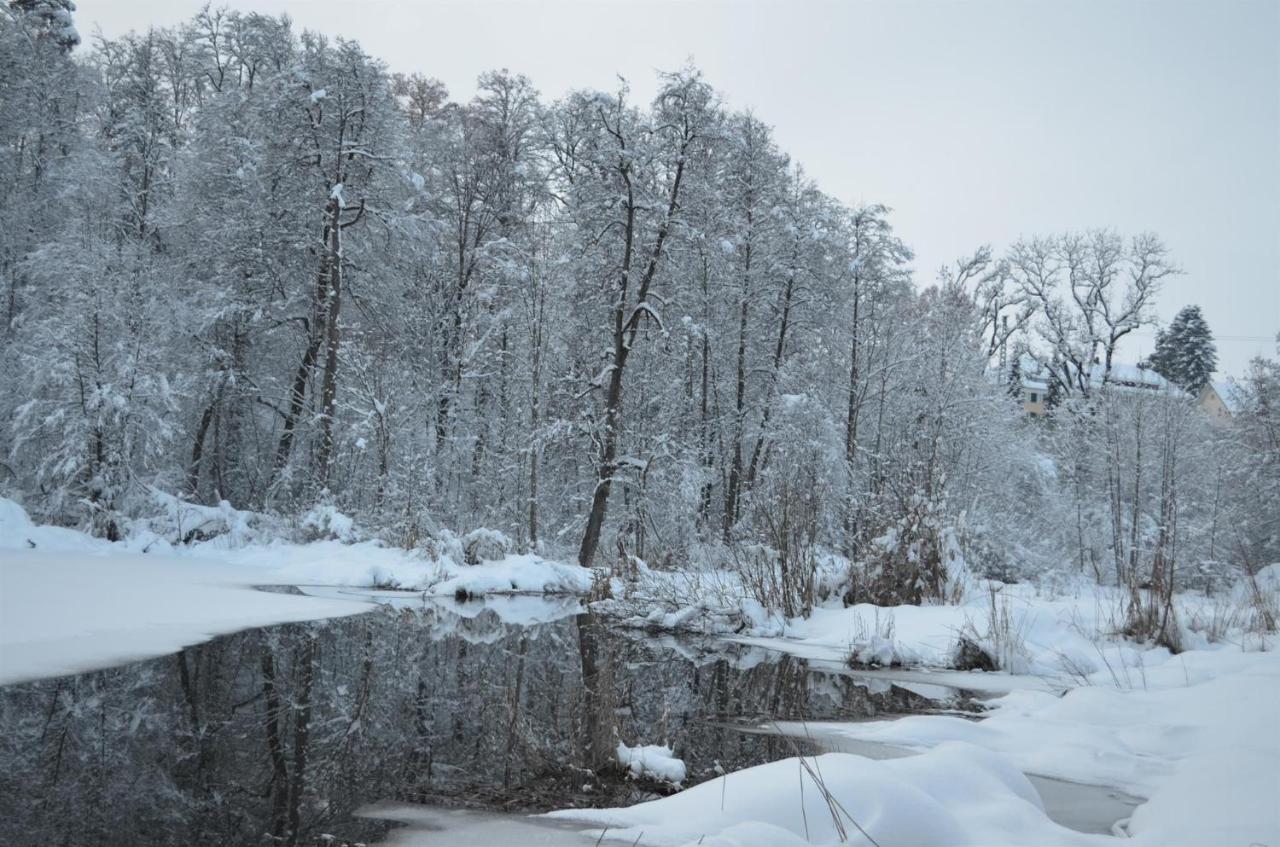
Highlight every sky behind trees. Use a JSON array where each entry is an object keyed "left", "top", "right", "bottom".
[{"left": 87, "top": 0, "right": 1279, "bottom": 375}]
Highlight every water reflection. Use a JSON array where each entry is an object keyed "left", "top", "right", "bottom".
[{"left": 0, "top": 597, "right": 940, "bottom": 846}]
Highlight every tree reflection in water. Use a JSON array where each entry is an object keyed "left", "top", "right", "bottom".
[{"left": 0, "top": 598, "right": 934, "bottom": 846}]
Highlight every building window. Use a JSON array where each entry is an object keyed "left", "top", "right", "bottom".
[{"left": 1029, "top": 392, "right": 1039, "bottom": 403}]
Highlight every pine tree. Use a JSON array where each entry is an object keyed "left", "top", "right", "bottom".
[
  {"left": 1006, "top": 355, "right": 1023, "bottom": 400},
  {"left": 1148, "top": 305, "right": 1218, "bottom": 394},
  {"left": 1044, "top": 355, "right": 1063, "bottom": 410},
  {"left": 9, "top": 0, "right": 80, "bottom": 50}
]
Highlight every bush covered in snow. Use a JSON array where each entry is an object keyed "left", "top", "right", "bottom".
[
  {"left": 615, "top": 742, "right": 686, "bottom": 787},
  {"left": 461, "top": 528, "right": 514, "bottom": 564},
  {"left": 300, "top": 500, "right": 361, "bottom": 543}
]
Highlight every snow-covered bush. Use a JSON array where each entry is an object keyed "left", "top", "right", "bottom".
[
  {"left": 144, "top": 489, "right": 264, "bottom": 546},
  {"left": 420, "top": 528, "right": 466, "bottom": 569},
  {"left": 462, "top": 528, "right": 514, "bottom": 564},
  {"left": 300, "top": 501, "right": 361, "bottom": 543},
  {"left": 615, "top": 742, "right": 686, "bottom": 787},
  {"left": 851, "top": 500, "right": 969, "bottom": 607}
]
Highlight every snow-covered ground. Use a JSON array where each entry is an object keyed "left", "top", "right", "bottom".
[
  {"left": 608, "top": 562, "right": 1276, "bottom": 686},
  {"left": 543, "top": 647, "right": 1279, "bottom": 846},
  {"left": 0, "top": 498, "right": 590, "bottom": 684},
  {"left": 0, "top": 548, "right": 374, "bottom": 685},
  {"left": 549, "top": 573, "right": 1280, "bottom": 847}
]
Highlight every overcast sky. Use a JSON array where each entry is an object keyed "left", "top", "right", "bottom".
[{"left": 88, "top": 0, "right": 1279, "bottom": 376}]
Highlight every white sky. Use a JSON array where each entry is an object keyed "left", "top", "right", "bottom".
[{"left": 87, "top": 0, "right": 1279, "bottom": 376}]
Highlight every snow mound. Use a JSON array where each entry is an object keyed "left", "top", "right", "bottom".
[
  {"left": 784, "top": 649, "right": 1280, "bottom": 847},
  {"left": 0, "top": 497, "right": 111, "bottom": 553},
  {"left": 616, "top": 742, "right": 686, "bottom": 786},
  {"left": 549, "top": 743, "right": 1095, "bottom": 847},
  {"left": 0, "top": 497, "right": 35, "bottom": 541},
  {"left": 431, "top": 554, "right": 593, "bottom": 597}
]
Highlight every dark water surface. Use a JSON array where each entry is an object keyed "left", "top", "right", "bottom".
[{"left": 0, "top": 593, "right": 944, "bottom": 846}]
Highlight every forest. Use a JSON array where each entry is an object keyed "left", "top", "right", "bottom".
[{"left": 2, "top": 2, "right": 1278, "bottom": 646}]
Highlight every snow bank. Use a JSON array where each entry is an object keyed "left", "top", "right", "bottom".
[
  {"left": 2, "top": 497, "right": 595, "bottom": 597},
  {"left": 0, "top": 498, "right": 593, "bottom": 685},
  {"left": 0, "top": 549, "right": 370, "bottom": 685},
  {"left": 432, "top": 554, "right": 594, "bottom": 597},
  {"left": 218, "top": 538, "right": 591, "bottom": 597},
  {"left": 612, "top": 566, "right": 1275, "bottom": 688},
  {"left": 550, "top": 743, "right": 1103, "bottom": 847},
  {"left": 616, "top": 742, "right": 686, "bottom": 786},
  {"left": 211, "top": 537, "right": 436, "bottom": 587},
  {"left": 778, "top": 648, "right": 1280, "bottom": 847},
  {"left": 1, "top": 496, "right": 115, "bottom": 553}
]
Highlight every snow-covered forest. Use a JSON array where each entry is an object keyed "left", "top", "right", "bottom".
[
  {"left": 4, "top": 3, "right": 1276, "bottom": 606},
  {"left": 1, "top": 3, "right": 1278, "bottom": 846}
]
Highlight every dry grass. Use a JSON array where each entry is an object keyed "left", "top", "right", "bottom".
[{"left": 952, "top": 583, "right": 1031, "bottom": 673}]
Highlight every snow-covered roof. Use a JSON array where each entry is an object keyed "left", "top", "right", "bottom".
[
  {"left": 1210, "top": 381, "right": 1243, "bottom": 414},
  {"left": 1098, "top": 362, "right": 1171, "bottom": 390},
  {"left": 1010, "top": 353, "right": 1177, "bottom": 394}
]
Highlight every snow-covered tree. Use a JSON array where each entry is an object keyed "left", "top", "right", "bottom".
[
  {"left": 1010, "top": 230, "right": 1177, "bottom": 398},
  {"left": 8, "top": 0, "right": 79, "bottom": 50},
  {"left": 1146, "top": 304, "right": 1218, "bottom": 394},
  {"left": 1, "top": 5, "right": 1269, "bottom": 624}
]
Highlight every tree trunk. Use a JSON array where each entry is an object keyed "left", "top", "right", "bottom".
[
  {"left": 843, "top": 277, "right": 862, "bottom": 556},
  {"left": 315, "top": 198, "right": 343, "bottom": 488},
  {"left": 272, "top": 234, "right": 332, "bottom": 482},
  {"left": 260, "top": 645, "right": 289, "bottom": 842},
  {"left": 187, "top": 397, "right": 217, "bottom": 498},
  {"left": 578, "top": 351, "right": 625, "bottom": 568},
  {"left": 723, "top": 292, "right": 749, "bottom": 542},
  {"left": 286, "top": 636, "right": 317, "bottom": 847},
  {"left": 744, "top": 266, "right": 797, "bottom": 496},
  {"left": 527, "top": 300, "right": 543, "bottom": 547}
]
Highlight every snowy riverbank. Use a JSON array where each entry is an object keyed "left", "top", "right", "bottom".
[
  {"left": 546, "top": 646, "right": 1279, "bottom": 846},
  {"left": 3, "top": 498, "right": 1277, "bottom": 846},
  {"left": 554, "top": 563, "right": 1280, "bottom": 845},
  {"left": 0, "top": 498, "right": 590, "bottom": 684}
]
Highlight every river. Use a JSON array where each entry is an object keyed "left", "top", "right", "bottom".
[{"left": 0, "top": 589, "right": 1137, "bottom": 845}]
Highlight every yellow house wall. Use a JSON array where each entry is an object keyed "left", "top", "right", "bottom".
[{"left": 1198, "top": 385, "right": 1231, "bottom": 421}]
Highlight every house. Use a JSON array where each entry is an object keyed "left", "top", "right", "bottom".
[
  {"left": 1198, "top": 382, "right": 1236, "bottom": 422},
  {"left": 1007, "top": 355, "right": 1178, "bottom": 417},
  {"left": 1020, "top": 371, "right": 1049, "bottom": 416},
  {"left": 1098, "top": 362, "right": 1174, "bottom": 393},
  {"left": 1007, "top": 355, "right": 1245, "bottom": 425}
]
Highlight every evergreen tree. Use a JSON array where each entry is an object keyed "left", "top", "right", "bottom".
[
  {"left": 8, "top": 0, "right": 80, "bottom": 50},
  {"left": 1006, "top": 355, "right": 1023, "bottom": 400},
  {"left": 1147, "top": 305, "right": 1218, "bottom": 394},
  {"left": 1044, "top": 355, "right": 1063, "bottom": 410}
]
